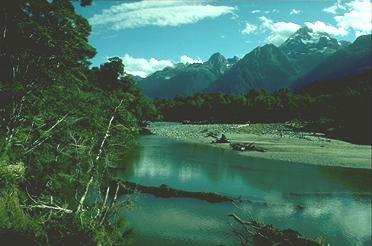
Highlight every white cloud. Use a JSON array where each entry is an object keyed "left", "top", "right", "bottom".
[
  {"left": 258, "top": 16, "right": 301, "bottom": 45},
  {"left": 120, "top": 54, "right": 206, "bottom": 77},
  {"left": 264, "top": 9, "right": 279, "bottom": 14},
  {"left": 120, "top": 54, "right": 174, "bottom": 77},
  {"left": 322, "top": 0, "right": 371, "bottom": 37},
  {"left": 305, "top": 21, "right": 348, "bottom": 36},
  {"left": 180, "top": 55, "right": 203, "bottom": 64},
  {"left": 252, "top": 9, "right": 278, "bottom": 14},
  {"left": 241, "top": 22, "right": 258, "bottom": 34},
  {"left": 289, "top": 9, "right": 301, "bottom": 15},
  {"left": 334, "top": 0, "right": 372, "bottom": 37},
  {"left": 323, "top": 0, "right": 346, "bottom": 14},
  {"left": 89, "top": 0, "right": 235, "bottom": 30}
]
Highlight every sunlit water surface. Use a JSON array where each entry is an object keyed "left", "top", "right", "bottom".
[{"left": 113, "top": 135, "right": 371, "bottom": 246}]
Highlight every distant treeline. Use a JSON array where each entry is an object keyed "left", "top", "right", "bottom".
[{"left": 155, "top": 70, "right": 371, "bottom": 144}]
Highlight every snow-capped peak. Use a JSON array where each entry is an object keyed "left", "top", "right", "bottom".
[
  {"left": 279, "top": 26, "right": 341, "bottom": 56},
  {"left": 289, "top": 26, "right": 331, "bottom": 44}
]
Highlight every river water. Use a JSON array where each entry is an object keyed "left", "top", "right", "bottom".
[{"left": 114, "top": 135, "right": 371, "bottom": 245}]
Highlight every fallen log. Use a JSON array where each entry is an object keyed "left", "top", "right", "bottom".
[{"left": 117, "top": 181, "right": 233, "bottom": 203}]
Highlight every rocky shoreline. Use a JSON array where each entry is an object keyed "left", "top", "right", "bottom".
[{"left": 147, "top": 122, "right": 371, "bottom": 169}]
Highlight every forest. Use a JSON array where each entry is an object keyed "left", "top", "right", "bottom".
[
  {"left": 155, "top": 70, "right": 371, "bottom": 144},
  {"left": 0, "top": 0, "right": 157, "bottom": 244}
]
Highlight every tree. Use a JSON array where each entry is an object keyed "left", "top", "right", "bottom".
[
  {"left": 0, "top": 1, "right": 157, "bottom": 244},
  {"left": 95, "top": 57, "right": 125, "bottom": 90}
]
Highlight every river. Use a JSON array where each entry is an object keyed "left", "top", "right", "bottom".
[{"left": 113, "top": 135, "right": 371, "bottom": 245}]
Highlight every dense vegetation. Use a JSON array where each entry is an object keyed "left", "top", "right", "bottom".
[
  {"left": 0, "top": 0, "right": 370, "bottom": 245},
  {"left": 0, "top": 0, "right": 157, "bottom": 244},
  {"left": 155, "top": 70, "right": 371, "bottom": 144}
]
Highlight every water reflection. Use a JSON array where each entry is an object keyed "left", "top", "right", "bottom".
[
  {"left": 113, "top": 136, "right": 371, "bottom": 197},
  {"left": 113, "top": 135, "right": 371, "bottom": 245},
  {"left": 123, "top": 194, "right": 371, "bottom": 246}
]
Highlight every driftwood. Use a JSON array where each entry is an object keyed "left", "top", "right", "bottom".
[
  {"left": 205, "top": 131, "right": 218, "bottom": 138},
  {"left": 230, "top": 142, "right": 266, "bottom": 152},
  {"left": 119, "top": 181, "right": 233, "bottom": 203},
  {"left": 229, "top": 213, "right": 323, "bottom": 246},
  {"left": 212, "top": 134, "right": 230, "bottom": 143}
]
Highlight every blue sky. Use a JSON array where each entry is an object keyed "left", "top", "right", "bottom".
[{"left": 75, "top": 0, "right": 371, "bottom": 77}]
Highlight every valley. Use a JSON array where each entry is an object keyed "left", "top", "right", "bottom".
[{"left": 1, "top": 1, "right": 371, "bottom": 245}]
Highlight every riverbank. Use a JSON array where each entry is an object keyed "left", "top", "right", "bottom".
[{"left": 148, "top": 122, "right": 371, "bottom": 169}]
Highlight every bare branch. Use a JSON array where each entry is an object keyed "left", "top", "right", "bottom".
[
  {"left": 229, "top": 213, "right": 254, "bottom": 227},
  {"left": 76, "top": 100, "right": 123, "bottom": 215},
  {"left": 95, "top": 100, "right": 123, "bottom": 162},
  {"left": 76, "top": 176, "right": 93, "bottom": 213},
  {"left": 100, "top": 183, "right": 120, "bottom": 225},
  {"left": 25, "top": 113, "right": 69, "bottom": 154},
  {"left": 22, "top": 204, "right": 73, "bottom": 213}
]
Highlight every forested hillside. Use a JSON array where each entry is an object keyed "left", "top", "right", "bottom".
[{"left": 0, "top": 0, "right": 157, "bottom": 244}]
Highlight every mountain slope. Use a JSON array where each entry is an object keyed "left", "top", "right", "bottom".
[
  {"left": 279, "top": 26, "right": 349, "bottom": 76},
  {"left": 303, "top": 69, "right": 372, "bottom": 95},
  {"left": 206, "top": 27, "right": 349, "bottom": 95},
  {"left": 207, "top": 44, "right": 297, "bottom": 94},
  {"left": 137, "top": 28, "right": 367, "bottom": 97},
  {"left": 137, "top": 53, "right": 238, "bottom": 98},
  {"left": 291, "top": 34, "right": 372, "bottom": 90}
]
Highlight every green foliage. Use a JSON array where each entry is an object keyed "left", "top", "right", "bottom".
[
  {"left": 93, "top": 57, "right": 125, "bottom": 91},
  {"left": 0, "top": 161, "right": 25, "bottom": 187},
  {"left": 0, "top": 187, "right": 43, "bottom": 239},
  {"left": 0, "top": 0, "right": 157, "bottom": 245}
]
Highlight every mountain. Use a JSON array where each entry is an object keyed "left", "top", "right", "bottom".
[
  {"left": 207, "top": 26, "right": 349, "bottom": 95},
  {"left": 291, "top": 34, "right": 372, "bottom": 90},
  {"left": 137, "top": 53, "right": 238, "bottom": 98},
  {"left": 206, "top": 52, "right": 229, "bottom": 74},
  {"left": 128, "top": 74, "right": 144, "bottom": 83},
  {"left": 279, "top": 26, "right": 349, "bottom": 75},
  {"left": 137, "top": 27, "right": 368, "bottom": 97},
  {"left": 207, "top": 44, "right": 297, "bottom": 94}
]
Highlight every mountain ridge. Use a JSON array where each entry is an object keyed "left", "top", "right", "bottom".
[
  {"left": 137, "top": 52, "right": 238, "bottom": 98},
  {"left": 291, "top": 33, "right": 372, "bottom": 90},
  {"left": 136, "top": 27, "right": 370, "bottom": 98}
]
